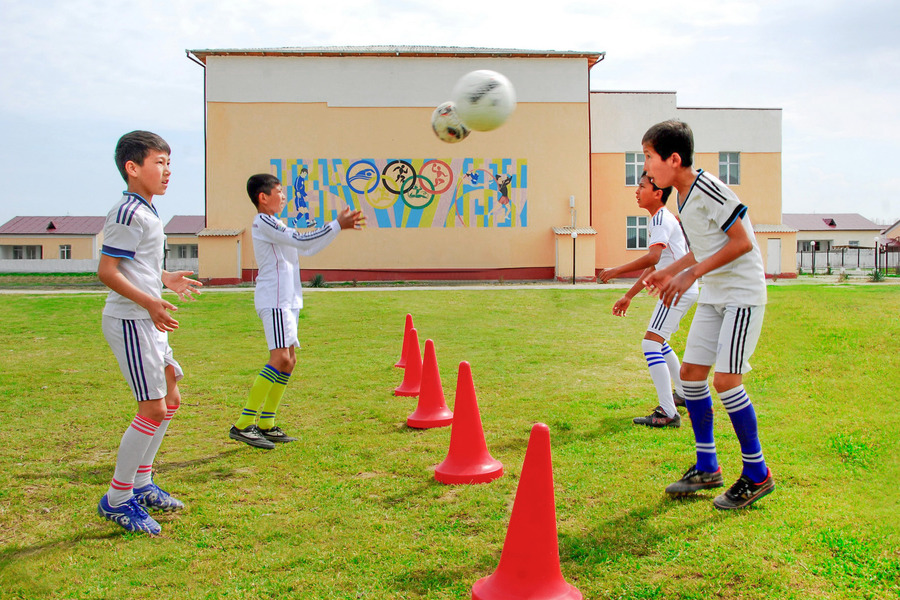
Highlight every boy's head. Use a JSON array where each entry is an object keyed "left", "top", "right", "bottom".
[
  {"left": 115, "top": 131, "right": 171, "bottom": 182},
  {"left": 636, "top": 171, "right": 672, "bottom": 212},
  {"left": 247, "top": 173, "right": 283, "bottom": 209},
  {"left": 641, "top": 120, "right": 694, "bottom": 190}
]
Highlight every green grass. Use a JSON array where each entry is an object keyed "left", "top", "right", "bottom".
[{"left": 0, "top": 285, "right": 898, "bottom": 599}]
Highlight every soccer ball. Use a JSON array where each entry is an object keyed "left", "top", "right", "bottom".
[
  {"left": 451, "top": 70, "right": 516, "bottom": 131},
  {"left": 431, "top": 101, "right": 471, "bottom": 143}
]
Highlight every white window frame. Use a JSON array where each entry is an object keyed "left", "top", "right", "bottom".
[
  {"left": 625, "top": 152, "right": 645, "bottom": 186},
  {"left": 719, "top": 152, "right": 740, "bottom": 185},
  {"left": 59, "top": 244, "right": 72, "bottom": 259},
  {"left": 626, "top": 216, "right": 649, "bottom": 250}
]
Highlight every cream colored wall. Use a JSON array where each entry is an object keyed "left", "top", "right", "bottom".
[
  {"left": 206, "top": 101, "right": 591, "bottom": 274},
  {"left": 198, "top": 236, "right": 242, "bottom": 280},
  {"left": 166, "top": 235, "right": 198, "bottom": 246},
  {"left": 756, "top": 232, "right": 797, "bottom": 275},
  {"left": 692, "top": 152, "right": 783, "bottom": 225},
  {"left": 0, "top": 235, "right": 97, "bottom": 259}
]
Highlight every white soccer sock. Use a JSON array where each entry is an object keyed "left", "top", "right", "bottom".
[
  {"left": 642, "top": 339, "right": 677, "bottom": 417},
  {"left": 133, "top": 406, "right": 177, "bottom": 490},
  {"left": 106, "top": 414, "right": 160, "bottom": 506},
  {"left": 661, "top": 342, "right": 684, "bottom": 397}
]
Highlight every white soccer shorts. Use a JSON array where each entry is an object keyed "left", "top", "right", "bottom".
[
  {"left": 259, "top": 307, "right": 301, "bottom": 350},
  {"left": 646, "top": 287, "right": 698, "bottom": 340},
  {"left": 102, "top": 316, "right": 183, "bottom": 402},
  {"left": 682, "top": 303, "right": 765, "bottom": 374}
]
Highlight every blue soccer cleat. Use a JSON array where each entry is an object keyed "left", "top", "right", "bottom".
[
  {"left": 97, "top": 494, "right": 161, "bottom": 535},
  {"left": 133, "top": 481, "right": 185, "bottom": 512}
]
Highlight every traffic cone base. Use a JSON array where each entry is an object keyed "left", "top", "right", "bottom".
[
  {"left": 394, "top": 314, "right": 414, "bottom": 368},
  {"left": 434, "top": 361, "right": 502, "bottom": 485},
  {"left": 470, "top": 423, "right": 582, "bottom": 600},
  {"left": 394, "top": 327, "right": 422, "bottom": 396},
  {"left": 407, "top": 339, "right": 453, "bottom": 429}
]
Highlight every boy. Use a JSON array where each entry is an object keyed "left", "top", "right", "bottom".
[
  {"left": 641, "top": 120, "right": 774, "bottom": 509},
  {"left": 97, "top": 130, "right": 202, "bottom": 535},
  {"left": 229, "top": 173, "right": 364, "bottom": 449},
  {"left": 599, "top": 172, "right": 697, "bottom": 427}
]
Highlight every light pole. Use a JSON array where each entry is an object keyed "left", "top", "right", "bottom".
[
  {"left": 810, "top": 240, "right": 816, "bottom": 276},
  {"left": 874, "top": 237, "right": 880, "bottom": 276}
]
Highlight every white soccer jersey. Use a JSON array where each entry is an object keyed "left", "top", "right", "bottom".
[
  {"left": 252, "top": 213, "right": 340, "bottom": 311},
  {"left": 678, "top": 170, "right": 767, "bottom": 306},
  {"left": 101, "top": 192, "right": 165, "bottom": 320},
  {"left": 648, "top": 207, "right": 698, "bottom": 293}
]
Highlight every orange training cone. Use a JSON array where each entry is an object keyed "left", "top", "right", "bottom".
[
  {"left": 434, "top": 362, "right": 503, "bottom": 484},
  {"left": 471, "top": 423, "right": 581, "bottom": 600},
  {"left": 407, "top": 339, "right": 453, "bottom": 429},
  {"left": 394, "top": 314, "right": 414, "bottom": 368},
  {"left": 394, "top": 327, "right": 422, "bottom": 397}
]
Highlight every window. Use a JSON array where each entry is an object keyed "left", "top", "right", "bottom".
[
  {"left": 190, "top": 244, "right": 198, "bottom": 258},
  {"left": 719, "top": 152, "right": 740, "bottom": 185},
  {"left": 59, "top": 245, "right": 72, "bottom": 259},
  {"left": 177, "top": 245, "right": 188, "bottom": 259},
  {"left": 626, "top": 216, "right": 649, "bottom": 249},
  {"left": 849, "top": 241, "right": 859, "bottom": 247},
  {"left": 13, "top": 245, "right": 41, "bottom": 259},
  {"left": 625, "top": 152, "right": 645, "bottom": 186},
  {"left": 799, "top": 240, "right": 832, "bottom": 252}
]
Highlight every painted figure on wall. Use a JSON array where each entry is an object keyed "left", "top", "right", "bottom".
[{"left": 293, "top": 167, "right": 312, "bottom": 227}]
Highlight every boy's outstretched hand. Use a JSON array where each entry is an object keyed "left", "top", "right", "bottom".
[
  {"left": 337, "top": 207, "right": 366, "bottom": 230},
  {"left": 162, "top": 270, "right": 203, "bottom": 302}
]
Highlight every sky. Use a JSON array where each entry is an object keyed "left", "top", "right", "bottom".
[{"left": 1, "top": 0, "right": 898, "bottom": 230}]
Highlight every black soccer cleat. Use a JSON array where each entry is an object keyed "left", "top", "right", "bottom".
[
  {"left": 665, "top": 465, "right": 725, "bottom": 496},
  {"left": 713, "top": 470, "right": 775, "bottom": 510},
  {"left": 229, "top": 425, "right": 276, "bottom": 449}
]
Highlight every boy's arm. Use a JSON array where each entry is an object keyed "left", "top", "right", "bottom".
[
  {"left": 650, "top": 222, "right": 753, "bottom": 307},
  {"left": 598, "top": 244, "right": 663, "bottom": 283},
  {"left": 612, "top": 266, "right": 654, "bottom": 316},
  {"left": 98, "top": 254, "right": 179, "bottom": 332},
  {"left": 256, "top": 208, "right": 364, "bottom": 257}
]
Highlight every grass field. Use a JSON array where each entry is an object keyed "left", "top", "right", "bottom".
[{"left": 1, "top": 284, "right": 898, "bottom": 599}]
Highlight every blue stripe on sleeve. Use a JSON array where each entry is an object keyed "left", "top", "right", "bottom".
[{"left": 101, "top": 245, "right": 136, "bottom": 259}]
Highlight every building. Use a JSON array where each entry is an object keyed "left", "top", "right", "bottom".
[
  {"left": 782, "top": 213, "right": 883, "bottom": 251},
  {"left": 164, "top": 215, "right": 205, "bottom": 273},
  {"left": 590, "top": 92, "right": 795, "bottom": 278},
  {"left": 186, "top": 46, "right": 796, "bottom": 283},
  {"left": 0, "top": 216, "right": 105, "bottom": 273}
]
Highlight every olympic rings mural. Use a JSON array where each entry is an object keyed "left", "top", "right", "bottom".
[{"left": 269, "top": 157, "right": 527, "bottom": 229}]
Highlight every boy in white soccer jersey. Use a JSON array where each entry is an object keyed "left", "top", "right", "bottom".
[
  {"left": 599, "top": 172, "right": 698, "bottom": 428},
  {"left": 97, "top": 131, "right": 202, "bottom": 535},
  {"left": 229, "top": 173, "right": 364, "bottom": 449},
  {"left": 642, "top": 119, "right": 774, "bottom": 509}
]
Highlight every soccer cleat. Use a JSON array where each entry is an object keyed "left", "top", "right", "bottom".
[
  {"left": 229, "top": 425, "right": 276, "bottom": 450},
  {"left": 673, "top": 390, "right": 686, "bottom": 407},
  {"left": 133, "top": 481, "right": 184, "bottom": 512},
  {"left": 257, "top": 426, "right": 297, "bottom": 443},
  {"left": 97, "top": 494, "right": 161, "bottom": 535},
  {"left": 713, "top": 470, "right": 775, "bottom": 510},
  {"left": 633, "top": 406, "right": 681, "bottom": 428},
  {"left": 665, "top": 465, "right": 725, "bottom": 496}
]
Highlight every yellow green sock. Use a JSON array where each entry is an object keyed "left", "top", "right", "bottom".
[
  {"left": 258, "top": 370, "right": 291, "bottom": 430},
  {"left": 235, "top": 365, "right": 279, "bottom": 429}
]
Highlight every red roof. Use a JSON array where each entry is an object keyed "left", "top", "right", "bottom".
[
  {"left": 782, "top": 213, "right": 881, "bottom": 231},
  {"left": 0, "top": 216, "right": 105, "bottom": 235},
  {"left": 164, "top": 215, "right": 205, "bottom": 235}
]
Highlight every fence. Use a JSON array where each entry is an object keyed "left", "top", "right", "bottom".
[
  {"left": 797, "top": 248, "right": 900, "bottom": 274},
  {"left": 0, "top": 259, "right": 99, "bottom": 273}
]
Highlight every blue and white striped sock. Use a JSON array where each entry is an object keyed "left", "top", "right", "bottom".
[
  {"left": 683, "top": 380, "right": 718, "bottom": 473},
  {"left": 720, "top": 385, "right": 768, "bottom": 483}
]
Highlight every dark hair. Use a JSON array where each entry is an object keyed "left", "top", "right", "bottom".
[
  {"left": 247, "top": 173, "right": 282, "bottom": 207},
  {"left": 114, "top": 131, "right": 171, "bottom": 182},
  {"left": 642, "top": 120, "right": 694, "bottom": 168},
  {"left": 641, "top": 170, "right": 673, "bottom": 205}
]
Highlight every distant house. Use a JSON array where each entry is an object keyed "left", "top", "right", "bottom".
[
  {"left": 782, "top": 213, "right": 882, "bottom": 251},
  {"left": 883, "top": 218, "right": 900, "bottom": 246},
  {"left": 0, "top": 216, "right": 105, "bottom": 263},
  {"left": 164, "top": 215, "right": 205, "bottom": 272}
]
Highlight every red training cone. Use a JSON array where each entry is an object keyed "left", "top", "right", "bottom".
[
  {"left": 394, "top": 314, "right": 414, "bottom": 368},
  {"left": 471, "top": 423, "right": 581, "bottom": 600},
  {"left": 394, "top": 327, "right": 422, "bottom": 397},
  {"left": 434, "top": 362, "right": 502, "bottom": 484},
  {"left": 407, "top": 339, "right": 453, "bottom": 429}
]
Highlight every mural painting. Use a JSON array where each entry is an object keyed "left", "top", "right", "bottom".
[{"left": 269, "top": 158, "right": 527, "bottom": 229}]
